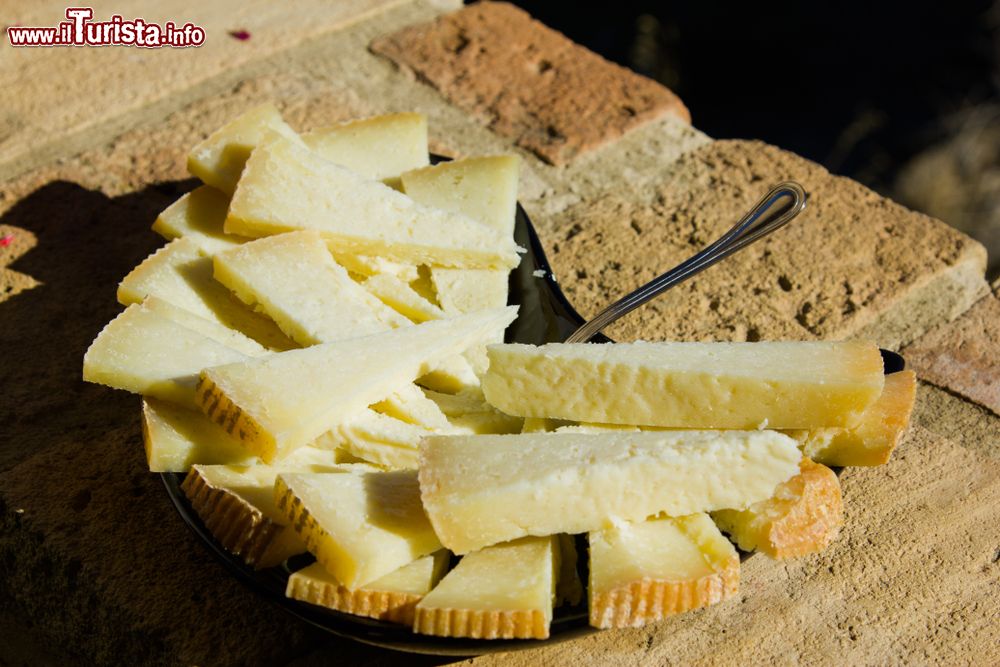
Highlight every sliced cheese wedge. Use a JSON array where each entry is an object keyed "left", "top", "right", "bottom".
[
  {"left": 422, "top": 388, "right": 523, "bottom": 434},
  {"left": 224, "top": 137, "right": 521, "bottom": 269},
  {"left": 335, "top": 411, "right": 432, "bottom": 470},
  {"left": 213, "top": 231, "right": 408, "bottom": 346},
  {"left": 413, "top": 536, "right": 557, "bottom": 640},
  {"left": 363, "top": 273, "right": 446, "bottom": 323},
  {"left": 371, "top": 384, "right": 450, "bottom": 430},
  {"left": 711, "top": 458, "right": 843, "bottom": 559},
  {"left": 287, "top": 551, "right": 449, "bottom": 625},
  {"left": 118, "top": 237, "right": 295, "bottom": 351},
  {"left": 788, "top": 370, "right": 916, "bottom": 467},
  {"left": 589, "top": 513, "right": 739, "bottom": 629},
  {"left": 141, "top": 296, "right": 268, "bottom": 358},
  {"left": 82, "top": 301, "right": 251, "bottom": 406},
  {"left": 142, "top": 398, "right": 258, "bottom": 472},
  {"left": 151, "top": 185, "right": 249, "bottom": 256},
  {"left": 330, "top": 252, "right": 418, "bottom": 283},
  {"left": 188, "top": 102, "right": 303, "bottom": 195},
  {"left": 483, "top": 341, "right": 885, "bottom": 429},
  {"left": 417, "top": 354, "right": 482, "bottom": 394},
  {"left": 419, "top": 430, "right": 801, "bottom": 554},
  {"left": 302, "top": 112, "right": 429, "bottom": 180},
  {"left": 181, "top": 455, "right": 364, "bottom": 569},
  {"left": 197, "top": 307, "right": 517, "bottom": 462},
  {"left": 402, "top": 155, "right": 519, "bottom": 316},
  {"left": 275, "top": 470, "right": 442, "bottom": 589}
]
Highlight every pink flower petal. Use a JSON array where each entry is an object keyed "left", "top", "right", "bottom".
[{"left": 228, "top": 29, "right": 251, "bottom": 42}]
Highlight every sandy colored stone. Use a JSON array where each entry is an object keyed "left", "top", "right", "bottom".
[
  {"left": 544, "top": 139, "right": 988, "bottom": 349},
  {"left": 0, "top": 0, "right": 413, "bottom": 183},
  {"left": 902, "top": 291, "right": 1000, "bottom": 415},
  {"left": 371, "top": 2, "right": 689, "bottom": 165},
  {"left": 0, "top": 223, "right": 41, "bottom": 301}
]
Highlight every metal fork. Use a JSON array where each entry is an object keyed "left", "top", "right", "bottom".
[{"left": 565, "top": 181, "right": 807, "bottom": 343}]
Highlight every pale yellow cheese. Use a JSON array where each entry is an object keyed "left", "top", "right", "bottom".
[
  {"left": 197, "top": 307, "right": 517, "bottom": 462},
  {"left": 302, "top": 112, "right": 429, "bottom": 180},
  {"left": 417, "top": 354, "right": 482, "bottom": 394},
  {"left": 151, "top": 185, "right": 249, "bottom": 256},
  {"left": 82, "top": 301, "right": 251, "bottom": 406},
  {"left": 142, "top": 398, "right": 258, "bottom": 472},
  {"left": 402, "top": 155, "right": 519, "bottom": 316},
  {"left": 329, "top": 252, "right": 419, "bottom": 282},
  {"left": 224, "top": 137, "right": 521, "bottom": 269},
  {"left": 413, "top": 536, "right": 557, "bottom": 640},
  {"left": 141, "top": 296, "right": 268, "bottom": 358},
  {"left": 787, "top": 370, "right": 916, "bottom": 467},
  {"left": 118, "top": 237, "right": 296, "bottom": 351},
  {"left": 419, "top": 430, "right": 802, "bottom": 554},
  {"left": 371, "top": 384, "right": 450, "bottom": 430},
  {"left": 335, "top": 411, "right": 432, "bottom": 470},
  {"left": 213, "top": 231, "right": 408, "bottom": 346},
  {"left": 275, "top": 470, "right": 442, "bottom": 588},
  {"left": 483, "top": 341, "right": 885, "bottom": 429},
  {"left": 363, "top": 273, "right": 446, "bottom": 323},
  {"left": 422, "top": 388, "right": 523, "bottom": 434},
  {"left": 588, "top": 513, "right": 739, "bottom": 629},
  {"left": 286, "top": 551, "right": 450, "bottom": 625},
  {"left": 187, "top": 102, "right": 303, "bottom": 195}
]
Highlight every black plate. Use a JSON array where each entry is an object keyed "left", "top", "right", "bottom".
[{"left": 161, "top": 186, "right": 905, "bottom": 656}]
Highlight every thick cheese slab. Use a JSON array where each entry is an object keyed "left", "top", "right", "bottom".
[
  {"left": 118, "top": 237, "right": 295, "bottom": 351},
  {"left": 275, "top": 470, "right": 442, "bottom": 589},
  {"left": 302, "top": 112, "right": 429, "bottom": 180},
  {"left": 213, "top": 231, "right": 408, "bottom": 346},
  {"left": 182, "top": 455, "right": 364, "bottom": 569},
  {"left": 286, "top": 551, "right": 449, "bottom": 625},
  {"left": 483, "top": 341, "right": 885, "bottom": 429},
  {"left": 588, "top": 513, "right": 739, "bottom": 629},
  {"left": 142, "top": 398, "right": 258, "bottom": 472},
  {"left": 152, "top": 185, "right": 250, "bottom": 256},
  {"left": 82, "top": 302, "right": 251, "bottom": 407},
  {"left": 363, "top": 273, "right": 446, "bottom": 323},
  {"left": 712, "top": 458, "right": 844, "bottom": 558},
  {"left": 419, "top": 430, "right": 801, "bottom": 554},
  {"left": 402, "top": 155, "right": 519, "bottom": 316},
  {"left": 197, "top": 307, "right": 517, "bottom": 462},
  {"left": 413, "top": 536, "right": 557, "bottom": 640},
  {"left": 788, "top": 370, "right": 916, "bottom": 467},
  {"left": 224, "top": 137, "right": 521, "bottom": 269},
  {"left": 187, "top": 102, "right": 303, "bottom": 195}
]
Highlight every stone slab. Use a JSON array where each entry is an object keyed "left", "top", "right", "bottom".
[
  {"left": 0, "top": 0, "right": 413, "bottom": 182},
  {"left": 370, "top": 2, "right": 690, "bottom": 165},
  {"left": 542, "top": 139, "right": 988, "bottom": 348},
  {"left": 902, "top": 290, "right": 1000, "bottom": 416}
]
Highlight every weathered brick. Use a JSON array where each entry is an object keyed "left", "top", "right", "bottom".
[
  {"left": 903, "top": 290, "right": 1000, "bottom": 415},
  {"left": 371, "top": 1, "right": 689, "bottom": 165},
  {"left": 545, "top": 139, "right": 988, "bottom": 348}
]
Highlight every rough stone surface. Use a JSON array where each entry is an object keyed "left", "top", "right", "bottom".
[
  {"left": 544, "top": 140, "right": 988, "bottom": 348},
  {"left": 370, "top": 2, "right": 690, "bottom": 166},
  {"left": 902, "top": 290, "right": 1000, "bottom": 416}
]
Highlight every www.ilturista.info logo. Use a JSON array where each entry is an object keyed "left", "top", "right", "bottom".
[{"left": 7, "top": 7, "right": 205, "bottom": 48}]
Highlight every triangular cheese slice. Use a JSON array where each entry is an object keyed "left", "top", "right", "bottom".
[
  {"left": 197, "top": 307, "right": 517, "bottom": 461},
  {"left": 224, "top": 137, "right": 521, "bottom": 269},
  {"left": 213, "top": 231, "right": 408, "bottom": 346},
  {"left": 152, "top": 185, "right": 250, "bottom": 256},
  {"left": 302, "top": 112, "right": 429, "bottom": 181}
]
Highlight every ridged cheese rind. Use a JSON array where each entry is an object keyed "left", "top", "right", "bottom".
[
  {"left": 419, "top": 430, "right": 802, "bottom": 554},
  {"left": 302, "top": 112, "right": 429, "bottom": 180},
  {"left": 483, "top": 341, "right": 885, "bottom": 429},
  {"left": 711, "top": 458, "right": 844, "bottom": 559},
  {"left": 588, "top": 513, "right": 739, "bottom": 629}
]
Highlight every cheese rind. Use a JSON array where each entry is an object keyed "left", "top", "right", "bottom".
[
  {"left": 118, "top": 237, "right": 295, "bottom": 351},
  {"left": 213, "top": 231, "right": 407, "bottom": 346},
  {"left": 286, "top": 551, "right": 449, "bottom": 625},
  {"left": 302, "top": 112, "right": 429, "bottom": 180},
  {"left": 275, "top": 470, "right": 442, "bottom": 589},
  {"left": 142, "top": 398, "right": 258, "bottom": 472},
  {"left": 788, "top": 370, "right": 916, "bottom": 467},
  {"left": 483, "top": 341, "right": 885, "bottom": 429},
  {"left": 419, "top": 430, "right": 802, "bottom": 554},
  {"left": 82, "top": 302, "right": 251, "bottom": 407},
  {"left": 711, "top": 458, "right": 844, "bottom": 559},
  {"left": 224, "top": 138, "right": 521, "bottom": 269},
  {"left": 196, "top": 308, "right": 516, "bottom": 462},
  {"left": 151, "top": 185, "right": 249, "bottom": 256},
  {"left": 588, "top": 513, "right": 739, "bottom": 629},
  {"left": 413, "top": 536, "right": 557, "bottom": 640},
  {"left": 187, "top": 102, "right": 303, "bottom": 194}
]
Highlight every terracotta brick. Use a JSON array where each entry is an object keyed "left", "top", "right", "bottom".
[
  {"left": 371, "top": 2, "right": 690, "bottom": 165},
  {"left": 544, "top": 139, "right": 988, "bottom": 348},
  {"left": 902, "top": 291, "right": 1000, "bottom": 415}
]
